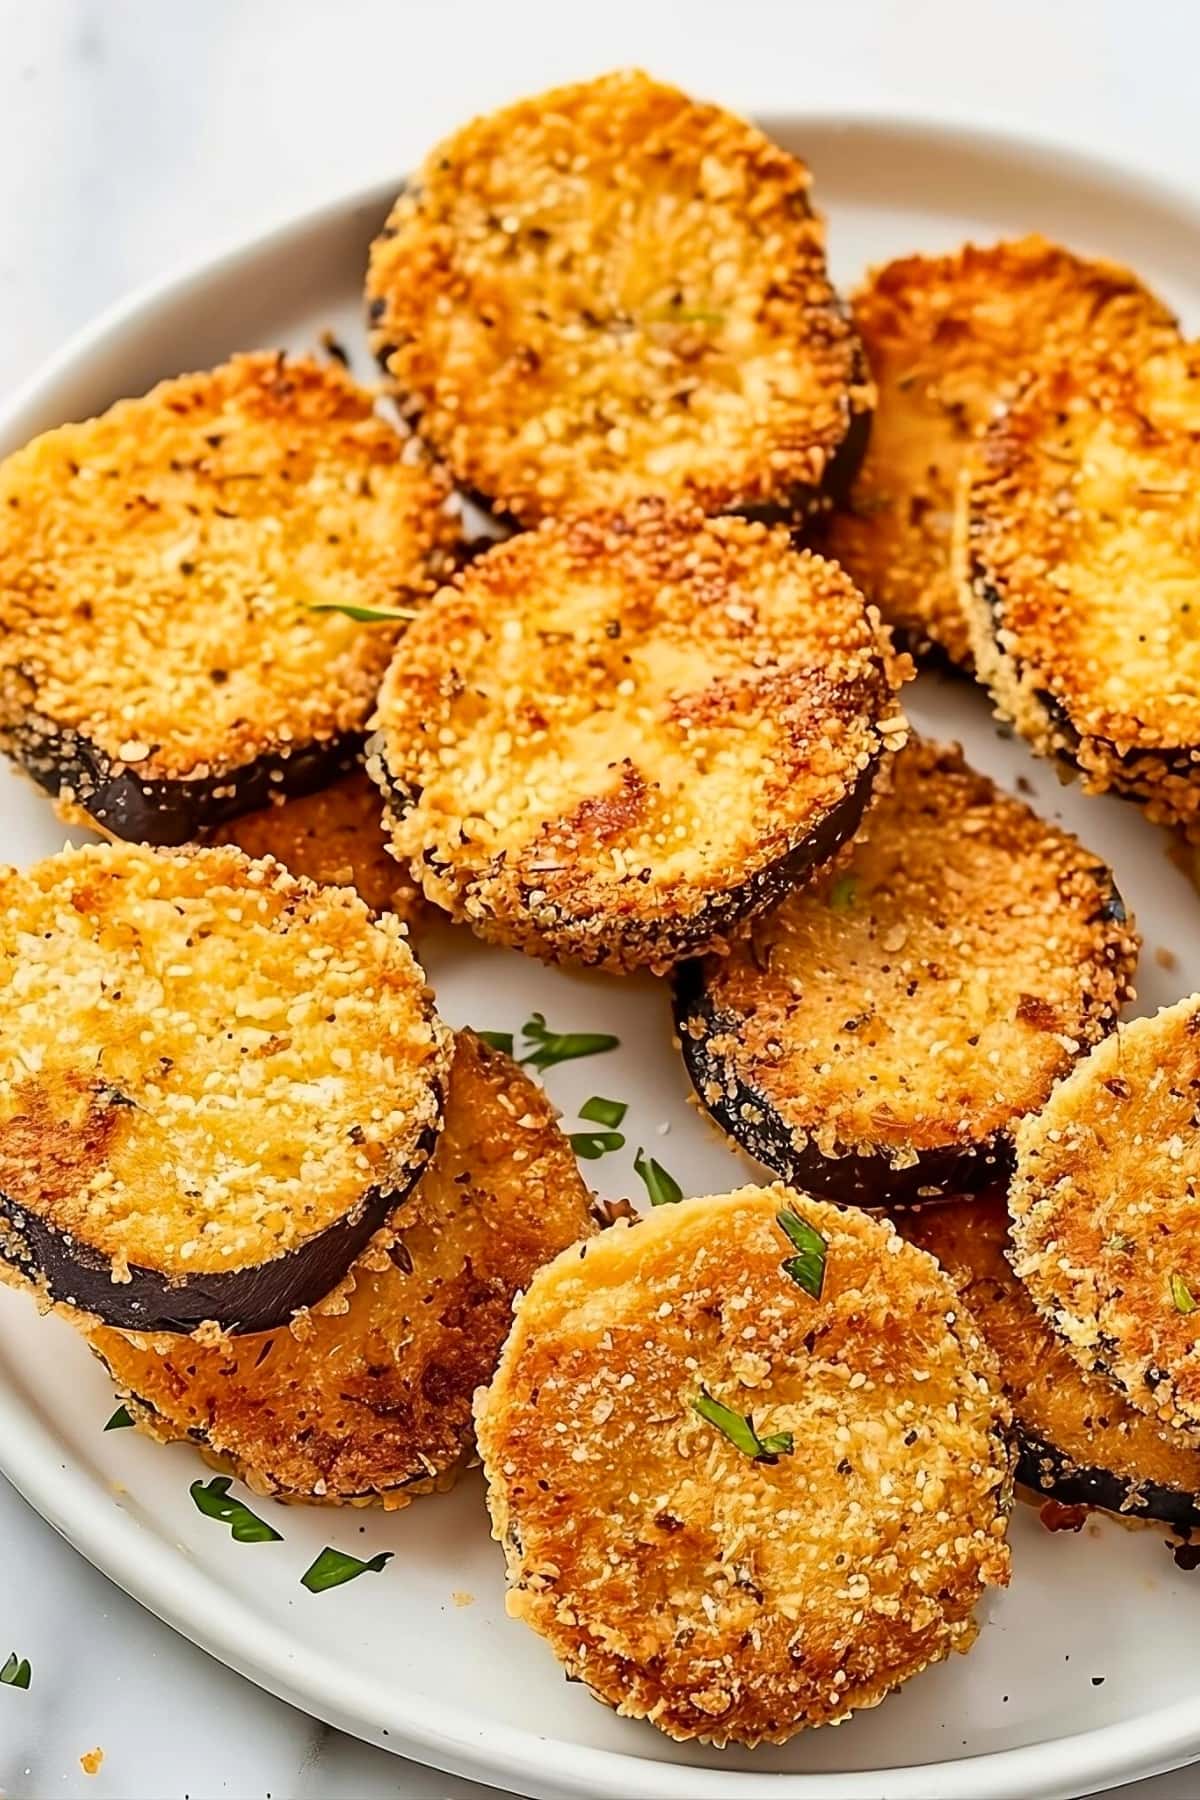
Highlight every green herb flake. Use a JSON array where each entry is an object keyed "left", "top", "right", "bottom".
[
  {"left": 569, "top": 1129, "right": 625, "bottom": 1162},
  {"left": 305, "top": 601, "right": 419, "bottom": 624},
  {"left": 0, "top": 1653, "right": 31, "bottom": 1690},
  {"left": 301, "top": 1546, "right": 394, "bottom": 1593},
  {"left": 190, "top": 1476, "right": 282, "bottom": 1543},
  {"left": 104, "top": 1403, "right": 134, "bottom": 1431},
  {"left": 579, "top": 1095, "right": 628, "bottom": 1129},
  {"left": 1171, "top": 1273, "right": 1198, "bottom": 1315},
  {"left": 777, "top": 1208, "right": 827, "bottom": 1299},
  {"left": 477, "top": 1029, "right": 515, "bottom": 1055},
  {"left": 690, "top": 1388, "right": 794, "bottom": 1463},
  {"left": 634, "top": 1147, "right": 683, "bottom": 1207},
  {"left": 519, "top": 1012, "right": 619, "bottom": 1072},
  {"left": 828, "top": 873, "right": 858, "bottom": 912},
  {"left": 647, "top": 306, "right": 725, "bottom": 326}
]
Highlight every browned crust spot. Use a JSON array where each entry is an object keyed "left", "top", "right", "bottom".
[
  {"left": 675, "top": 738, "right": 1137, "bottom": 1192},
  {"left": 0, "top": 353, "right": 459, "bottom": 792},
  {"left": 370, "top": 501, "right": 906, "bottom": 973},
  {"left": 365, "top": 70, "right": 871, "bottom": 525},
  {"left": 87, "top": 1032, "right": 595, "bottom": 1504},
  {"left": 1011, "top": 996, "right": 1200, "bottom": 1437},
  {"left": 0, "top": 841, "right": 449, "bottom": 1293},
  {"left": 475, "top": 1184, "right": 1012, "bottom": 1746},
  {"left": 824, "top": 237, "right": 1177, "bottom": 665},
  {"left": 965, "top": 340, "right": 1200, "bottom": 825}
]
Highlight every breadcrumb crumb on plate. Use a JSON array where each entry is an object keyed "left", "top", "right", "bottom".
[
  {"left": 370, "top": 502, "right": 905, "bottom": 973},
  {"left": 674, "top": 737, "right": 1137, "bottom": 1204},
  {"left": 1011, "top": 996, "right": 1200, "bottom": 1438},
  {"left": 365, "top": 70, "right": 871, "bottom": 526},
  {"left": 0, "top": 353, "right": 458, "bottom": 844},
  {"left": 0, "top": 840, "right": 450, "bottom": 1334},
  {"left": 86, "top": 1031, "right": 594, "bottom": 1505},
  {"left": 899, "top": 1193, "right": 1200, "bottom": 1536},
  {"left": 475, "top": 1184, "right": 1012, "bottom": 1746},
  {"left": 823, "top": 237, "right": 1176, "bottom": 666},
  {"left": 964, "top": 340, "right": 1200, "bottom": 830}
]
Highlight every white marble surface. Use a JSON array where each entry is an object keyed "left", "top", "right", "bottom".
[{"left": 2, "top": 2, "right": 1200, "bottom": 1796}]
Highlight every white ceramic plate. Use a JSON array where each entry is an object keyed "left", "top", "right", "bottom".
[{"left": 2, "top": 113, "right": 1200, "bottom": 1800}]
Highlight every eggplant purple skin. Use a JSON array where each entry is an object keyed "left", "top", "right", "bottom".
[
  {"left": 1016, "top": 1427, "right": 1200, "bottom": 1537},
  {"left": 371, "top": 734, "right": 882, "bottom": 970},
  {"left": 7, "top": 712, "right": 362, "bottom": 848},
  {"left": 672, "top": 963, "right": 1011, "bottom": 1207},
  {"left": 0, "top": 1119, "right": 439, "bottom": 1335}
]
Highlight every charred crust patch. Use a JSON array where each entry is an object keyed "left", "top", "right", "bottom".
[
  {"left": 673, "top": 738, "right": 1137, "bottom": 1204},
  {"left": 365, "top": 71, "right": 871, "bottom": 525},
  {"left": 369, "top": 502, "right": 905, "bottom": 973}
]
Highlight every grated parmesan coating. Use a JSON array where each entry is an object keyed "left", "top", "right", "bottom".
[
  {"left": 0, "top": 353, "right": 459, "bottom": 808},
  {"left": 674, "top": 738, "right": 1137, "bottom": 1200},
  {"left": 86, "top": 1031, "right": 594, "bottom": 1505},
  {"left": 365, "top": 70, "right": 870, "bottom": 525},
  {"left": 369, "top": 502, "right": 905, "bottom": 973},
  {"left": 964, "top": 340, "right": 1200, "bottom": 829},
  {"left": 900, "top": 1193, "right": 1200, "bottom": 1525},
  {"left": 1011, "top": 996, "right": 1200, "bottom": 1437},
  {"left": 209, "top": 769, "right": 426, "bottom": 933},
  {"left": 0, "top": 841, "right": 449, "bottom": 1292},
  {"left": 475, "top": 1184, "right": 1012, "bottom": 1746},
  {"left": 824, "top": 237, "right": 1176, "bottom": 665}
]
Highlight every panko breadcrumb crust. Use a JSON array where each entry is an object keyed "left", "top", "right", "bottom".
[
  {"left": 674, "top": 738, "right": 1137, "bottom": 1205},
  {"left": 370, "top": 502, "right": 906, "bottom": 974},
  {"left": 365, "top": 70, "right": 871, "bottom": 525},
  {"left": 899, "top": 1194, "right": 1200, "bottom": 1534},
  {"left": 965, "top": 340, "right": 1200, "bottom": 830},
  {"left": 86, "top": 1031, "right": 595, "bottom": 1505},
  {"left": 0, "top": 841, "right": 450, "bottom": 1334},
  {"left": 1011, "top": 996, "right": 1200, "bottom": 1439},
  {"left": 0, "top": 353, "right": 458, "bottom": 842},
  {"left": 208, "top": 768, "right": 426, "bottom": 933},
  {"left": 475, "top": 1184, "right": 1012, "bottom": 1746},
  {"left": 824, "top": 237, "right": 1177, "bottom": 665}
]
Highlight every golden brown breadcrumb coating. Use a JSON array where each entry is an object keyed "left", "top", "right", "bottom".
[
  {"left": 675, "top": 738, "right": 1137, "bottom": 1203},
  {"left": 476, "top": 1184, "right": 1012, "bottom": 1745},
  {"left": 370, "top": 501, "right": 906, "bottom": 973},
  {"left": 826, "top": 238, "right": 1176, "bottom": 664},
  {"left": 366, "top": 70, "right": 870, "bottom": 524},
  {"left": 1011, "top": 996, "right": 1200, "bottom": 1437},
  {"left": 87, "top": 1031, "right": 594, "bottom": 1505}
]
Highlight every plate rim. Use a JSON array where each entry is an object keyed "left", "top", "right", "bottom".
[{"left": 2, "top": 104, "right": 1199, "bottom": 1800}]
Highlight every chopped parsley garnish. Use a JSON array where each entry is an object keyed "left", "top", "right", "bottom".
[
  {"left": 579, "top": 1095, "right": 627, "bottom": 1129},
  {"left": 1171, "top": 1273, "right": 1198, "bottom": 1315},
  {"left": 189, "top": 1476, "right": 282, "bottom": 1543},
  {"left": 776, "top": 1208, "right": 827, "bottom": 1299},
  {"left": 828, "top": 873, "right": 858, "bottom": 912},
  {"left": 301, "top": 1546, "right": 394, "bottom": 1593},
  {"left": 634, "top": 1147, "right": 682, "bottom": 1207},
  {"left": 104, "top": 1403, "right": 134, "bottom": 1430},
  {"left": 519, "top": 1012, "right": 619, "bottom": 1071},
  {"left": 691, "top": 1388, "right": 793, "bottom": 1463},
  {"left": 476, "top": 1029, "right": 515, "bottom": 1055},
  {"left": 0, "top": 1653, "right": 31, "bottom": 1689},
  {"left": 305, "top": 601, "right": 419, "bottom": 623},
  {"left": 570, "top": 1095, "right": 629, "bottom": 1160}
]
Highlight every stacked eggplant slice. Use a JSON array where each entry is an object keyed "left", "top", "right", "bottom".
[{"left": 4, "top": 63, "right": 1200, "bottom": 1754}]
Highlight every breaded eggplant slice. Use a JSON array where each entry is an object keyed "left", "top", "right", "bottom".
[
  {"left": 365, "top": 70, "right": 870, "bottom": 526},
  {"left": 1011, "top": 996, "right": 1200, "bottom": 1438},
  {"left": 824, "top": 237, "right": 1176, "bottom": 665},
  {"left": 370, "top": 503, "right": 905, "bottom": 974},
  {"left": 674, "top": 738, "right": 1137, "bottom": 1205},
  {"left": 0, "top": 353, "right": 458, "bottom": 844},
  {"left": 475, "top": 1184, "right": 1011, "bottom": 1746},
  {"left": 900, "top": 1194, "right": 1200, "bottom": 1534},
  {"left": 209, "top": 769, "right": 425, "bottom": 932},
  {"left": 965, "top": 341, "right": 1200, "bottom": 829},
  {"left": 0, "top": 842, "right": 449, "bottom": 1334},
  {"left": 87, "top": 1031, "right": 594, "bottom": 1505}
]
